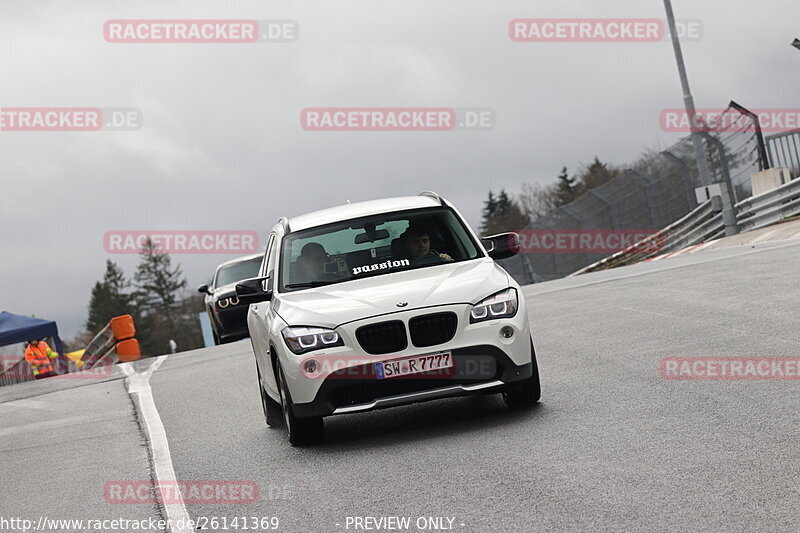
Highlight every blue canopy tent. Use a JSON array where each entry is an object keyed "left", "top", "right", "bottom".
[{"left": 0, "top": 311, "right": 64, "bottom": 358}]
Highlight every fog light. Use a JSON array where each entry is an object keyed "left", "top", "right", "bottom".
[
  {"left": 304, "top": 359, "right": 318, "bottom": 374},
  {"left": 500, "top": 326, "right": 514, "bottom": 339}
]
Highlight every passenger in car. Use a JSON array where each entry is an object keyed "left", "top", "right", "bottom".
[{"left": 402, "top": 225, "right": 453, "bottom": 265}]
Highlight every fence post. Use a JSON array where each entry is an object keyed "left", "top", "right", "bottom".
[
  {"left": 625, "top": 169, "right": 658, "bottom": 227},
  {"left": 699, "top": 132, "right": 739, "bottom": 236},
  {"left": 661, "top": 150, "right": 698, "bottom": 210}
]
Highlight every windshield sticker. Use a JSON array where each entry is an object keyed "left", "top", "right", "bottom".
[{"left": 352, "top": 259, "right": 410, "bottom": 276}]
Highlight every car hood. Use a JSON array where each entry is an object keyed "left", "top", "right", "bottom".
[
  {"left": 274, "top": 258, "right": 510, "bottom": 328},
  {"left": 212, "top": 282, "right": 239, "bottom": 299}
]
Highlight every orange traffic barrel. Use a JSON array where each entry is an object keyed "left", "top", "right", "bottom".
[
  {"left": 110, "top": 315, "right": 136, "bottom": 340},
  {"left": 116, "top": 338, "right": 141, "bottom": 362}
]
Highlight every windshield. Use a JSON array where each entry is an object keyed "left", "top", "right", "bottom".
[
  {"left": 214, "top": 257, "right": 262, "bottom": 288},
  {"left": 279, "top": 207, "right": 482, "bottom": 291}
]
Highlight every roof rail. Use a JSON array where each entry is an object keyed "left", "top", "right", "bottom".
[
  {"left": 419, "top": 191, "right": 445, "bottom": 205},
  {"left": 278, "top": 216, "right": 290, "bottom": 232}
]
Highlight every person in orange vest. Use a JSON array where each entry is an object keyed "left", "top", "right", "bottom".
[{"left": 25, "top": 339, "right": 59, "bottom": 379}]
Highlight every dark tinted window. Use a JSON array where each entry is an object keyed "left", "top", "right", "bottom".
[{"left": 214, "top": 257, "right": 262, "bottom": 288}]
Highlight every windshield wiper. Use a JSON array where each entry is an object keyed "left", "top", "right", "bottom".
[{"left": 284, "top": 280, "right": 339, "bottom": 289}]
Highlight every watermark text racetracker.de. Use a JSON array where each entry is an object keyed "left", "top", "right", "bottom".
[
  {"left": 509, "top": 18, "right": 703, "bottom": 42},
  {"left": 0, "top": 108, "right": 141, "bottom": 131},
  {"left": 662, "top": 357, "right": 800, "bottom": 380},
  {"left": 103, "top": 480, "right": 267, "bottom": 504},
  {"left": 1, "top": 356, "right": 112, "bottom": 380},
  {"left": 661, "top": 108, "right": 800, "bottom": 133},
  {"left": 104, "top": 231, "right": 259, "bottom": 254},
  {"left": 517, "top": 229, "right": 661, "bottom": 254},
  {"left": 301, "top": 107, "right": 494, "bottom": 131},
  {"left": 0, "top": 516, "right": 279, "bottom": 532},
  {"left": 104, "top": 19, "right": 298, "bottom": 43}
]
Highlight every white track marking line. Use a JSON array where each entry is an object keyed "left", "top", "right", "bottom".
[
  {"left": 124, "top": 357, "right": 192, "bottom": 533},
  {"left": 672, "top": 244, "right": 700, "bottom": 257},
  {"left": 690, "top": 239, "right": 718, "bottom": 253},
  {"left": 643, "top": 238, "right": 719, "bottom": 264},
  {"left": 656, "top": 249, "right": 683, "bottom": 260},
  {"left": 0, "top": 398, "right": 55, "bottom": 411},
  {"left": 751, "top": 229, "right": 780, "bottom": 243}
]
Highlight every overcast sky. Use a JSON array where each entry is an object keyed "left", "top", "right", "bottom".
[{"left": 1, "top": 0, "right": 799, "bottom": 343}]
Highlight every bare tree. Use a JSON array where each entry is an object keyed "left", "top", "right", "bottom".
[{"left": 518, "top": 182, "right": 558, "bottom": 223}]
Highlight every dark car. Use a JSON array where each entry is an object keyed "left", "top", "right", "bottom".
[{"left": 198, "top": 253, "right": 263, "bottom": 344}]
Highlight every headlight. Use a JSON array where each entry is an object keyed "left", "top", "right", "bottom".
[
  {"left": 216, "top": 296, "right": 240, "bottom": 310},
  {"left": 470, "top": 288, "right": 518, "bottom": 323},
  {"left": 282, "top": 326, "right": 344, "bottom": 355}
]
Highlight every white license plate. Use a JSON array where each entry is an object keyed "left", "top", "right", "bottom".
[{"left": 375, "top": 351, "right": 453, "bottom": 379}]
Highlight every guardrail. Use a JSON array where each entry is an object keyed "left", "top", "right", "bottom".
[
  {"left": 573, "top": 198, "right": 724, "bottom": 275},
  {"left": 78, "top": 315, "right": 141, "bottom": 370},
  {"left": 574, "top": 173, "right": 800, "bottom": 276},
  {"left": 735, "top": 176, "right": 800, "bottom": 232},
  {"left": 0, "top": 315, "right": 141, "bottom": 387},
  {"left": 0, "top": 357, "right": 35, "bottom": 386}
]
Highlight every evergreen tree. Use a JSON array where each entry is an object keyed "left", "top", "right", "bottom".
[
  {"left": 496, "top": 190, "right": 512, "bottom": 216},
  {"left": 133, "top": 238, "right": 200, "bottom": 355},
  {"left": 481, "top": 188, "right": 530, "bottom": 236},
  {"left": 480, "top": 190, "right": 498, "bottom": 234},
  {"left": 86, "top": 260, "right": 136, "bottom": 335},
  {"left": 134, "top": 238, "right": 186, "bottom": 317},
  {"left": 86, "top": 281, "right": 113, "bottom": 334},
  {"left": 555, "top": 166, "right": 578, "bottom": 207},
  {"left": 578, "top": 157, "right": 619, "bottom": 193}
]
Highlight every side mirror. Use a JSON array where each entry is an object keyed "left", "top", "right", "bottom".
[
  {"left": 235, "top": 276, "right": 272, "bottom": 304},
  {"left": 482, "top": 232, "right": 520, "bottom": 260},
  {"left": 197, "top": 284, "right": 211, "bottom": 295}
]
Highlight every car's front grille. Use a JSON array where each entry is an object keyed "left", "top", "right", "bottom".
[
  {"left": 356, "top": 321, "right": 407, "bottom": 355},
  {"left": 409, "top": 312, "right": 458, "bottom": 348}
]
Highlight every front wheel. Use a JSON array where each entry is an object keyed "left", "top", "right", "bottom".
[
  {"left": 504, "top": 340, "right": 541, "bottom": 408},
  {"left": 275, "top": 361, "right": 324, "bottom": 446}
]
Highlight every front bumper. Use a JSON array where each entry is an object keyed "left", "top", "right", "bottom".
[
  {"left": 213, "top": 306, "right": 250, "bottom": 339},
  {"left": 291, "top": 345, "right": 533, "bottom": 418}
]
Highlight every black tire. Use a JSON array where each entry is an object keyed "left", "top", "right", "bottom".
[
  {"left": 212, "top": 328, "right": 221, "bottom": 346},
  {"left": 257, "top": 365, "right": 282, "bottom": 428},
  {"left": 275, "top": 361, "right": 324, "bottom": 446},
  {"left": 504, "top": 339, "right": 541, "bottom": 409}
]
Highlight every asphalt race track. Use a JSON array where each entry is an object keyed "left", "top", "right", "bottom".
[{"left": 2, "top": 238, "right": 799, "bottom": 532}]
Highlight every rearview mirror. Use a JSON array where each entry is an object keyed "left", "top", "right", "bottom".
[
  {"left": 235, "top": 276, "right": 272, "bottom": 304},
  {"left": 197, "top": 284, "right": 211, "bottom": 295},
  {"left": 354, "top": 228, "right": 390, "bottom": 244},
  {"left": 482, "top": 232, "right": 520, "bottom": 260}
]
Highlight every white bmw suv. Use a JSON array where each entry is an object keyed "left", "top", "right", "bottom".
[{"left": 238, "top": 192, "right": 540, "bottom": 445}]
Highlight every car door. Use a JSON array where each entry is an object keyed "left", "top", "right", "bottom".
[{"left": 250, "top": 233, "right": 280, "bottom": 395}]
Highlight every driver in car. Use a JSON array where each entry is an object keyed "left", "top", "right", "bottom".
[
  {"left": 296, "top": 242, "right": 344, "bottom": 282},
  {"left": 403, "top": 225, "right": 453, "bottom": 265}
]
